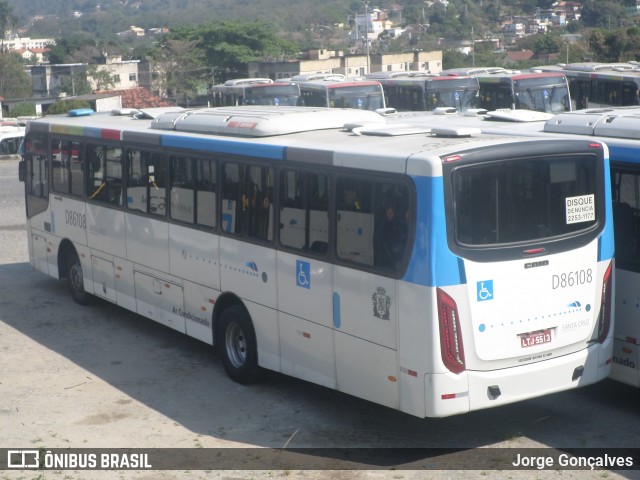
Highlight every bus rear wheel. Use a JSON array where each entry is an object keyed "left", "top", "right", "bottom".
[
  {"left": 67, "top": 252, "right": 93, "bottom": 305},
  {"left": 218, "top": 306, "right": 266, "bottom": 384}
]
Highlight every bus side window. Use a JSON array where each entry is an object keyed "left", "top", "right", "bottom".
[
  {"left": 87, "top": 144, "right": 122, "bottom": 207},
  {"left": 279, "top": 169, "right": 329, "bottom": 254},
  {"left": 196, "top": 158, "right": 217, "bottom": 228},
  {"left": 336, "top": 177, "right": 374, "bottom": 266},
  {"left": 374, "top": 183, "right": 410, "bottom": 271},
  {"left": 222, "top": 162, "right": 272, "bottom": 241},
  {"left": 24, "top": 132, "right": 49, "bottom": 218},
  {"left": 126, "top": 149, "right": 166, "bottom": 216}
]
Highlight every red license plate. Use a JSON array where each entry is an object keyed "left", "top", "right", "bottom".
[{"left": 520, "top": 329, "right": 552, "bottom": 348}]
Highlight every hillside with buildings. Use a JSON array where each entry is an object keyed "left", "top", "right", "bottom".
[{"left": 3, "top": 0, "right": 640, "bottom": 115}]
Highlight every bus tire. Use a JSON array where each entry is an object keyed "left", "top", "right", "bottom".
[
  {"left": 218, "top": 305, "right": 266, "bottom": 384},
  {"left": 67, "top": 252, "right": 93, "bottom": 305}
]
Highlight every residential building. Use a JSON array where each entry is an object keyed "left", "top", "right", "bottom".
[
  {"left": 29, "top": 63, "right": 87, "bottom": 98},
  {"left": 248, "top": 50, "right": 442, "bottom": 79},
  {"left": 89, "top": 54, "right": 140, "bottom": 90}
]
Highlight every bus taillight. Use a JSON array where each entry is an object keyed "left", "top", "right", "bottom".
[
  {"left": 597, "top": 261, "right": 613, "bottom": 344},
  {"left": 437, "top": 288, "right": 466, "bottom": 374}
]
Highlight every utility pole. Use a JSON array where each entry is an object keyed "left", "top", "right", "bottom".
[{"left": 363, "top": 0, "right": 370, "bottom": 74}]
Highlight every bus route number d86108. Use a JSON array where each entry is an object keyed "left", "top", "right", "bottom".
[
  {"left": 552, "top": 269, "right": 592, "bottom": 289},
  {"left": 65, "top": 209, "right": 86, "bottom": 230}
]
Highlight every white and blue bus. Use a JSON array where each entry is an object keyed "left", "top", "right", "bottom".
[
  {"left": 393, "top": 106, "right": 640, "bottom": 387},
  {"left": 19, "top": 105, "right": 614, "bottom": 417}
]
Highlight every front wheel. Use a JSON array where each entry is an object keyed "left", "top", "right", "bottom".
[
  {"left": 218, "top": 305, "right": 266, "bottom": 384},
  {"left": 67, "top": 252, "right": 93, "bottom": 305}
]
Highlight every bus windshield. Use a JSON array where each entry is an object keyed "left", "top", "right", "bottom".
[
  {"left": 244, "top": 84, "right": 301, "bottom": 106},
  {"left": 426, "top": 88, "right": 479, "bottom": 111},
  {"left": 453, "top": 154, "right": 598, "bottom": 246},
  {"left": 514, "top": 84, "right": 570, "bottom": 113},
  {"left": 328, "top": 84, "right": 384, "bottom": 110}
]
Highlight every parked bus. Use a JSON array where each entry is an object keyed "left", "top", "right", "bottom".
[
  {"left": 0, "top": 120, "right": 25, "bottom": 160},
  {"left": 19, "top": 105, "right": 613, "bottom": 418},
  {"left": 297, "top": 79, "right": 386, "bottom": 111},
  {"left": 477, "top": 71, "right": 572, "bottom": 113},
  {"left": 394, "top": 106, "right": 640, "bottom": 387},
  {"left": 374, "top": 75, "right": 480, "bottom": 112},
  {"left": 536, "top": 64, "right": 640, "bottom": 110},
  {"left": 211, "top": 78, "right": 302, "bottom": 107}
]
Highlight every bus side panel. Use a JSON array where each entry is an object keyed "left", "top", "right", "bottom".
[
  {"left": 279, "top": 312, "right": 336, "bottom": 388},
  {"left": 114, "top": 257, "right": 136, "bottom": 311},
  {"left": 333, "top": 265, "right": 399, "bottom": 410},
  {"left": 169, "top": 223, "right": 221, "bottom": 290},
  {"left": 611, "top": 268, "right": 640, "bottom": 387},
  {"left": 125, "top": 214, "right": 169, "bottom": 272},
  {"left": 91, "top": 255, "right": 117, "bottom": 303},
  {"left": 244, "top": 301, "right": 280, "bottom": 373},
  {"left": 134, "top": 271, "right": 185, "bottom": 333},
  {"left": 87, "top": 204, "right": 126, "bottom": 259},
  {"left": 334, "top": 332, "right": 399, "bottom": 410},
  {"left": 397, "top": 281, "right": 432, "bottom": 417},
  {"left": 31, "top": 231, "right": 49, "bottom": 275},
  {"left": 276, "top": 251, "right": 336, "bottom": 389},
  {"left": 183, "top": 280, "right": 218, "bottom": 345},
  {"left": 219, "top": 237, "right": 277, "bottom": 310},
  {"left": 49, "top": 196, "right": 87, "bottom": 254},
  {"left": 276, "top": 252, "right": 333, "bottom": 329}
]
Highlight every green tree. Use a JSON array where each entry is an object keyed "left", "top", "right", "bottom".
[
  {"left": 87, "top": 66, "right": 116, "bottom": 91},
  {"left": 588, "top": 28, "right": 640, "bottom": 62},
  {"left": 8, "top": 103, "right": 37, "bottom": 117},
  {"left": 0, "top": 53, "right": 32, "bottom": 99},
  {"left": 532, "top": 34, "right": 561, "bottom": 55},
  {"left": 155, "top": 38, "right": 207, "bottom": 106},
  {"left": 46, "top": 99, "right": 91, "bottom": 115},
  {"left": 164, "top": 21, "right": 298, "bottom": 83},
  {"left": 0, "top": 0, "right": 17, "bottom": 50}
]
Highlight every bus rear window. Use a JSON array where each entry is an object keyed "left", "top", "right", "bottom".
[{"left": 452, "top": 155, "right": 598, "bottom": 246}]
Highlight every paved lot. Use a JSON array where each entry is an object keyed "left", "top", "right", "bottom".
[{"left": 1, "top": 158, "right": 639, "bottom": 480}]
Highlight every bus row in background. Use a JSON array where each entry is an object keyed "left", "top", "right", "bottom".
[
  {"left": 210, "top": 75, "right": 386, "bottom": 112},
  {"left": 18, "top": 105, "right": 614, "bottom": 418},
  {"left": 209, "top": 70, "right": 573, "bottom": 115},
  {"left": 536, "top": 62, "right": 640, "bottom": 110},
  {"left": 210, "top": 61, "right": 640, "bottom": 114},
  {"left": 389, "top": 106, "right": 640, "bottom": 389}
]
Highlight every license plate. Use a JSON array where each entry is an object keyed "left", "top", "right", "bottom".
[{"left": 519, "top": 329, "right": 552, "bottom": 348}]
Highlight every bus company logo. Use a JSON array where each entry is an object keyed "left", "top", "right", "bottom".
[
  {"left": 7, "top": 450, "right": 40, "bottom": 469},
  {"left": 561, "top": 318, "right": 591, "bottom": 332},
  {"left": 372, "top": 287, "right": 391, "bottom": 320}
]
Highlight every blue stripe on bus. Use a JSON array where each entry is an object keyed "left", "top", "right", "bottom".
[
  {"left": 332, "top": 292, "right": 341, "bottom": 328},
  {"left": 599, "top": 155, "right": 615, "bottom": 262},
  {"left": 83, "top": 126, "right": 107, "bottom": 138},
  {"left": 161, "top": 135, "right": 286, "bottom": 160},
  {"left": 403, "top": 175, "right": 463, "bottom": 287}
]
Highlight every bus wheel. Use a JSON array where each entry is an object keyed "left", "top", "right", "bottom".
[
  {"left": 67, "top": 252, "right": 93, "bottom": 305},
  {"left": 219, "top": 306, "right": 265, "bottom": 384}
]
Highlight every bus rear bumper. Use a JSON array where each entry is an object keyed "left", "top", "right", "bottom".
[{"left": 425, "top": 340, "right": 612, "bottom": 417}]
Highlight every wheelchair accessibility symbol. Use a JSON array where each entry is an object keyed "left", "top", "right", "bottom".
[
  {"left": 296, "top": 260, "right": 311, "bottom": 289},
  {"left": 477, "top": 280, "right": 493, "bottom": 302}
]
